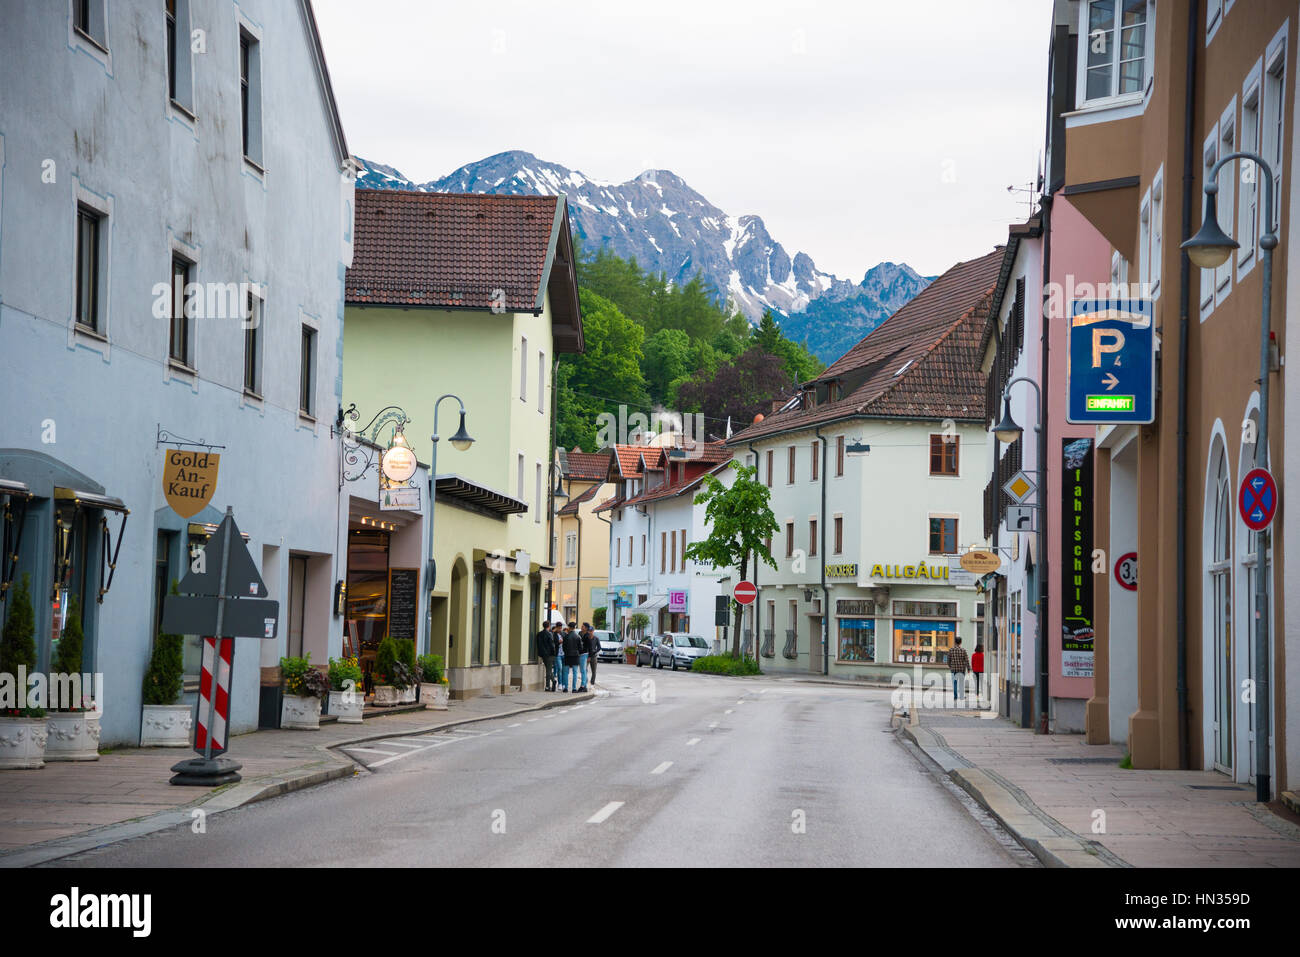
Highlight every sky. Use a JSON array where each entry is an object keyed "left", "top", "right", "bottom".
[{"left": 312, "top": 0, "right": 1050, "bottom": 280}]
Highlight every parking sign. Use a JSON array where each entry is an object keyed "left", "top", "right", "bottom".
[{"left": 1067, "top": 299, "right": 1155, "bottom": 424}]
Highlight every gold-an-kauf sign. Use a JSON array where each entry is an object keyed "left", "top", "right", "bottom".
[{"left": 163, "top": 450, "right": 220, "bottom": 518}]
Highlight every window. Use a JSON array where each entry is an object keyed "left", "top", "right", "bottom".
[
  {"left": 489, "top": 573, "right": 502, "bottom": 664},
  {"left": 615, "top": 537, "right": 621, "bottom": 567},
  {"left": 810, "top": 441, "right": 819, "bottom": 481},
  {"left": 243, "top": 290, "right": 263, "bottom": 395},
  {"left": 167, "top": 254, "right": 192, "bottom": 365},
  {"left": 788, "top": 446, "right": 796, "bottom": 484},
  {"left": 538, "top": 350, "right": 546, "bottom": 413},
  {"left": 239, "top": 28, "right": 262, "bottom": 165},
  {"left": 517, "top": 454, "right": 525, "bottom": 514},
  {"left": 629, "top": 535, "right": 633, "bottom": 567},
  {"left": 833, "top": 515, "right": 843, "bottom": 555},
  {"left": 299, "top": 324, "right": 316, "bottom": 416},
  {"left": 670, "top": 530, "right": 677, "bottom": 572},
  {"left": 929, "top": 517, "right": 958, "bottom": 555},
  {"left": 766, "top": 450, "right": 773, "bottom": 488},
  {"left": 837, "top": 602, "right": 875, "bottom": 663},
  {"left": 1150, "top": 167, "right": 1164, "bottom": 297},
  {"left": 564, "top": 532, "right": 577, "bottom": 567},
  {"left": 809, "top": 519, "right": 818, "bottom": 557},
  {"left": 892, "top": 600, "right": 959, "bottom": 664},
  {"left": 1207, "top": 0, "right": 1223, "bottom": 43},
  {"left": 680, "top": 528, "right": 687, "bottom": 569},
  {"left": 472, "top": 568, "right": 485, "bottom": 666},
  {"left": 75, "top": 204, "right": 102, "bottom": 332},
  {"left": 165, "top": 0, "right": 193, "bottom": 111},
  {"left": 1138, "top": 193, "right": 1152, "bottom": 295},
  {"left": 836, "top": 436, "right": 844, "bottom": 476},
  {"left": 929, "top": 434, "right": 958, "bottom": 475},
  {"left": 1239, "top": 77, "right": 1261, "bottom": 276},
  {"left": 641, "top": 535, "right": 646, "bottom": 565},
  {"left": 661, "top": 532, "right": 666, "bottom": 573},
  {"left": 166, "top": 0, "right": 177, "bottom": 99},
  {"left": 520, "top": 336, "right": 528, "bottom": 400},
  {"left": 73, "top": 0, "right": 107, "bottom": 48},
  {"left": 1263, "top": 31, "right": 1287, "bottom": 232},
  {"left": 1201, "top": 128, "right": 1219, "bottom": 316},
  {"left": 785, "top": 522, "right": 794, "bottom": 558},
  {"left": 534, "top": 464, "right": 542, "bottom": 523},
  {"left": 1081, "top": 0, "right": 1150, "bottom": 104},
  {"left": 1216, "top": 102, "right": 1237, "bottom": 301}
]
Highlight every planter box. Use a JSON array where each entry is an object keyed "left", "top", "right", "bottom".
[
  {"left": 140, "top": 704, "right": 193, "bottom": 748},
  {"left": 280, "top": 694, "right": 322, "bottom": 730},
  {"left": 0, "top": 716, "right": 47, "bottom": 769},
  {"left": 45, "top": 712, "right": 101, "bottom": 761},
  {"left": 328, "top": 689, "right": 364, "bottom": 724},
  {"left": 420, "top": 683, "right": 449, "bottom": 711},
  {"left": 372, "top": 685, "right": 417, "bottom": 707}
]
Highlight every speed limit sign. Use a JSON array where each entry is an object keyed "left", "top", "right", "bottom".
[{"left": 1114, "top": 552, "right": 1137, "bottom": 591}]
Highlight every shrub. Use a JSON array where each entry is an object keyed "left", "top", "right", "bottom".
[
  {"left": 592, "top": 608, "right": 607, "bottom": 629},
  {"left": 417, "top": 653, "right": 445, "bottom": 684},
  {"left": 0, "top": 574, "right": 40, "bottom": 717},
  {"left": 142, "top": 581, "right": 185, "bottom": 706},
  {"left": 690, "top": 654, "right": 761, "bottom": 676},
  {"left": 327, "top": 656, "right": 362, "bottom": 692},
  {"left": 51, "top": 595, "right": 87, "bottom": 711},
  {"left": 281, "top": 654, "right": 329, "bottom": 698},
  {"left": 375, "top": 636, "right": 414, "bottom": 690}
]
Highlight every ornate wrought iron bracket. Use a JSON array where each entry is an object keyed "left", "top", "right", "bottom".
[
  {"left": 335, "top": 403, "right": 414, "bottom": 484},
  {"left": 156, "top": 424, "right": 226, "bottom": 452}
]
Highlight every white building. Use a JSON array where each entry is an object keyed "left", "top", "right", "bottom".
[
  {"left": 597, "top": 446, "right": 657, "bottom": 640},
  {"left": 728, "top": 250, "right": 1003, "bottom": 681}
]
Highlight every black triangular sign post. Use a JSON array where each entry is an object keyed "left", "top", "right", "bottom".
[{"left": 178, "top": 513, "right": 268, "bottom": 599}]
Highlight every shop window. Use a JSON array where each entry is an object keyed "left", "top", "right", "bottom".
[
  {"left": 836, "top": 600, "right": 876, "bottom": 663},
  {"left": 893, "top": 620, "right": 956, "bottom": 664},
  {"left": 471, "top": 567, "right": 485, "bottom": 666},
  {"left": 51, "top": 505, "right": 92, "bottom": 666},
  {"left": 488, "top": 572, "right": 502, "bottom": 665},
  {"left": 345, "top": 528, "right": 391, "bottom": 658}
]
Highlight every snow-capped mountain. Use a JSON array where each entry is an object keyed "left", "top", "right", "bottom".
[{"left": 354, "top": 151, "right": 930, "bottom": 360}]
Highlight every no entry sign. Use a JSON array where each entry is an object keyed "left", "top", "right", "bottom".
[
  {"left": 1238, "top": 468, "right": 1278, "bottom": 532},
  {"left": 733, "top": 580, "right": 757, "bottom": 605}
]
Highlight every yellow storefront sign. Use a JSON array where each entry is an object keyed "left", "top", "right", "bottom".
[{"left": 868, "top": 562, "right": 950, "bottom": 581}]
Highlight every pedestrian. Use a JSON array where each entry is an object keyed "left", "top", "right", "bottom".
[
  {"left": 947, "top": 636, "right": 970, "bottom": 702},
  {"left": 584, "top": 623, "right": 600, "bottom": 685},
  {"left": 562, "top": 621, "right": 585, "bottom": 693},
  {"left": 536, "top": 622, "right": 557, "bottom": 692},
  {"left": 552, "top": 623, "right": 566, "bottom": 690},
  {"left": 971, "top": 642, "right": 985, "bottom": 699}
]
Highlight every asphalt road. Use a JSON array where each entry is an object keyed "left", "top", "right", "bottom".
[{"left": 53, "top": 667, "right": 1025, "bottom": 867}]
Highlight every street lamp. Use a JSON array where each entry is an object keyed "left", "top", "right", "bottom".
[
  {"left": 427, "top": 394, "right": 474, "bottom": 631},
  {"left": 1183, "top": 150, "right": 1278, "bottom": 802},
  {"left": 990, "top": 376, "right": 1047, "bottom": 734}
]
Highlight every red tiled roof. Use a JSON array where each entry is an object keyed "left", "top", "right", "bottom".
[
  {"left": 346, "top": 189, "right": 584, "bottom": 352},
  {"left": 729, "top": 249, "right": 1003, "bottom": 443},
  {"left": 622, "top": 459, "right": 733, "bottom": 508},
  {"left": 557, "top": 481, "right": 602, "bottom": 516},
  {"left": 562, "top": 451, "right": 611, "bottom": 481},
  {"left": 609, "top": 445, "right": 664, "bottom": 478}
]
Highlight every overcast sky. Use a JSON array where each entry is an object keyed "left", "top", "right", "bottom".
[{"left": 313, "top": 0, "right": 1050, "bottom": 280}]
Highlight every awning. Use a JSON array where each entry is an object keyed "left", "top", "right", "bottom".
[
  {"left": 55, "top": 487, "right": 129, "bottom": 514},
  {"left": 632, "top": 594, "right": 667, "bottom": 613},
  {"left": 434, "top": 474, "right": 527, "bottom": 517},
  {"left": 0, "top": 479, "right": 32, "bottom": 499}
]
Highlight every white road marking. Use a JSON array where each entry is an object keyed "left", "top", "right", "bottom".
[
  {"left": 527, "top": 718, "right": 539, "bottom": 722},
  {"left": 686, "top": 737, "right": 700, "bottom": 746},
  {"left": 587, "top": 801, "right": 625, "bottom": 824},
  {"left": 508, "top": 723, "right": 522, "bottom": 728},
  {"left": 708, "top": 722, "right": 718, "bottom": 729},
  {"left": 725, "top": 709, "right": 734, "bottom": 714},
  {"left": 651, "top": 761, "right": 673, "bottom": 775},
  {"left": 449, "top": 728, "right": 481, "bottom": 735},
  {"left": 759, "top": 688, "right": 768, "bottom": 694},
  {"left": 737, "top": 700, "right": 746, "bottom": 705},
  {"left": 345, "top": 747, "right": 400, "bottom": 757},
  {"left": 381, "top": 741, "right": 426, "bottom": 749}
]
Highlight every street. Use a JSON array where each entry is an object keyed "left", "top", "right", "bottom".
[{"left": 54, "top": 669, "right": 1027, "bottom": 868}]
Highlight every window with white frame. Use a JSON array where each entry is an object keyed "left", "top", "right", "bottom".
[
  {"left": 564, "top": 532, "right": 577, "bottom": 567},
  {"left": 517, "top": 454, "right": 525, "bottom": 516},
  {"left": 1201, "top": 128, "right": 1219, "bottom": 317},
  {"left": 537, "top": 350, "right": 545, "bottom": 413},
  {"left": 1109, "top": 250, "right": 1128, "bottom": 294},
  {"left": 534, "top": 463, "right": 542, "bottom": 524},
  {"left": 520, "top": 336, "right": 528, "bottom": 400},
  {"left": 1138, "top": 193, "right": 1152, "bottom": 295},
  {"left": 75, "top": 202, "right": 105, "bottom": 333},
  {"left": 1239, "top": 69, "right": 1262, "bottom": 276},
  {"left": 1150, "top": 167, "right": 1164, "bottom": 297},
  {"left": 1263, "top": 29, "right": 1287, "bottom": 235},
  {"left": 239, "top": 26, "right": 263, "bottom": 165},
  {"left": 166, "top": 0, "right": 195, "bottom": 113},
  {"left": 1216, "top": 102, "right": 1237, "bottom": 302},
  {"left": 1080, "top": 0, "right": 1152, "bottom": 105}
]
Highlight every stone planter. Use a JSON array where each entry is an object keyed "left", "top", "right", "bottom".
[
  {"left": 372, "top": 685, "right": 416, "bottom": 707},
  {"left": 140, "top": 704, "right": 193, "bottom": 747},
  {"left": 0, "top": 716, "right": 48, "bottom": 770},
  {"left": 45, "top": 712, "right": 101, "bottom": 761},
  {"left": 280, "top": 694, "right": 322, "bottom": 730},
  {"left": 328, "top": 689, "right": 364, "bottom": 724},
  {"left": 421, "top": 682, "right": 449, "bottom": 711}
]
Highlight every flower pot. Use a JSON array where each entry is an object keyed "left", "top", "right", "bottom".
[
  {"left": 328, "top": 689, "right": 364, "bottom": 724},
  {"left": 280, "top": 694, "right": 322, "bottom": 730},
  {"left": 45, "top": 712, "right": 101, "bottom": 761},
  {"left": 372, "top": 684, "right": 400, "bottom": 707},
  {"left": 0, "top": 716, "right": 48, "bottom": 769},
  {"left": 421, "top": 682, "right": 449, "bottom": 711},
  {"left": 140, "top": 704, "right": 193, "bottom": 747}
]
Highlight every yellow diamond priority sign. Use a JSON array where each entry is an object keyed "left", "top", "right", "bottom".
[{"left": 1003, "top": 470, "right": 1036, "bottom": 504}]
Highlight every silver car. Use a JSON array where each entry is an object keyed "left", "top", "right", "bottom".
[
  {"left": 593, "top": 629, "right": 622, "bottom": 662},
  {"left": 654, "top": 633, "right": 711, "bottom": 671}
]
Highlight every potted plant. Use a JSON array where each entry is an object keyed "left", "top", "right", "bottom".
[
  {"left": 418, "top": 653, "right": 449, "bottom": 710},
  {"left": 141, "top": 580, "right": 191, "bottom": 747},
  {"left": 372, "top": 636, "right": 416, "bottom": 706},
  {"left": 327, "top": 656, "right": 364, "bottom": 724},
  {"left": 0, "top": 574, "right": 47, "bottom": 769},
  {"left": 280, "top": 654, "right": 329, "bottom": 729},
  {"left": 45, "top": 596, "right": 99, "bottom": 761}
]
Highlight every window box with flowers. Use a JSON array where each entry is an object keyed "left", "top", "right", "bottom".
[{"left": 280, "top": 654, "right": 329, "bottom": 729}]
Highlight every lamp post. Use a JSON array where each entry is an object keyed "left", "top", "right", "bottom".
[
  {"left": 1183, "top": 150, "right": 1277, "bottom": 803},
  {"left": 426, "top": 394, "right": 474, "bottom": 646},
  {"left": 990, "top": 377, "right": 1048, "bottom": 734}
]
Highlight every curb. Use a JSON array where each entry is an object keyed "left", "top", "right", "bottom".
[
  {"left": 0, "top": 692, "right": 593, "bottom": 868},
  {"left": 897, "top": 715, "right": 1123, "bottom": 869}
]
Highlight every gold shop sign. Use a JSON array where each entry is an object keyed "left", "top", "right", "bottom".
[
  {"left": 163, "top": 450, "right": 220, "bottom": 518},
  {"left": 868, "top": 562, "right": 951, "bottom": 581},
  {"left": 825, "top": 563, "right": 858, "bottom": 577}
]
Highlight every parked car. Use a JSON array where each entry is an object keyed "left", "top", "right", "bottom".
[
  {"left": 654, "top": 633, "right": 711, "bottom": 671},
  {"left": 635, "top": 634, "right": 666, "bottom": 667},
  {"left": 594, "top": 630, "right": 622, "bottom": 662}
]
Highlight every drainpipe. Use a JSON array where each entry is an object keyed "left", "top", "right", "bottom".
[
  {"left": 546, "top": 359, "right": 558, "bottom": 627},
  {"left": 748, "top": 441, "right": 761, "bottom": 659},
  {"left": 1038, "top": 196, "right": 1052, "bottom": 735},
  {"left": 814, "top": 428, "right": 829, "bottom": 676},
  {"left": 1175, "top": 0, "right": 1199, "bottom": 771}
]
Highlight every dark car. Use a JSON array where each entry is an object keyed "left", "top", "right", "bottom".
[{"left": 635, "top": 634, "right": 666, "bottom": 667}]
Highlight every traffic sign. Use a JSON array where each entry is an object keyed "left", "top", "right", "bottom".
[
  {"left": 1004, "top": 470, "right": 1036, "bottom": 504},
  {"left": 1066, "top": 299, "right": 1155, "bottom": 424},
  {"left": 1114, "top": 552, "right": 1137, "bottom": 591},
  {"left": 733, "top": 580, "right": 757, "bottom": 605},
  {"left": 1238, "top": 468, "right": 1278, "bottom": 531},
  {"left": 1006, "top": 505, "right": 1036, "bottom": 531}
]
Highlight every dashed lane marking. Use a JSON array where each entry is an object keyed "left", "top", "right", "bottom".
[
  {"left": 651, "top": 761, "right": 673, "bottom": 775},
  {"left": 686, "top": 738, "right": 700, "bottom": 746},
  {"left": 587, "top": 801, "right": 624, "bottom": 824}
]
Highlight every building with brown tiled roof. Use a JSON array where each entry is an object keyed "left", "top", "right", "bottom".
[
  {"left": 552, "top": 448, "right": 614, "bottom": 626},
  {"left": 342, "top": 188, "right": 583, "bottom": 699},
  {"left": 723, "top": 249, "right": 1002, "bottom": 678}
]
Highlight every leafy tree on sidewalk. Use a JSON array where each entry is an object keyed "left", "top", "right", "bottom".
[{"left": 682, "top": 462, "right": 778, "bottom": 658}]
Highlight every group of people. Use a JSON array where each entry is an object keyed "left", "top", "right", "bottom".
[
  {"left": 945, "top": 637, "right": 986, "bottom": 701},
  {"left": 536, "top": 621, "right": 601, "bottom": 693}
]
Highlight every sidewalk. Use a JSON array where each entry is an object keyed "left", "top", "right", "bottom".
[
  {"left": 899, "top": 705, "right": 1300, "bottom": 868},
  {"left": 0, "top": 687, "right": 593, "bottom": 867}
]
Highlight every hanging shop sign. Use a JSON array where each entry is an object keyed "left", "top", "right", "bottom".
[
  {"left": 380, "top": 486, "right": 420, "bottom": 511},
  {"left": 1061, "top": 438, "right": 1095, "bottom": 678},
  {"left": 867, "top": 562, "right": 951, "bottom": 581},
  {"left": 959, "top": 550, "right": 1001, "bottom": 574},
  {"left": 162, "top": 450, "right": 220, "bottom": 519},
  {"left": 381, "top": 436, "right": 417, "bottom": 484},
  {"left": 825, "top": 563, "right": 858, "bottom": 578}
]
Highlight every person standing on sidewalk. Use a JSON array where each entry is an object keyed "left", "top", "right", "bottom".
[
  {"left": 537, "top": 624, "right": 557, "bottom": 692},
  {"left": 551, "top": 623, "right": 567, "bottom": 690},
  {"left": 971, "top": 643, "right": 985, "bottom": 700},
  {"left": 947, "top": 636, "right": 970, "bottom": 702},
  {"left": 584, "top": 623, "right": 600, "bottom": 686},
  {"left": 562, "top": 622, "right": 584, "bottom": 693},
  {"left": 570, "top": 621, "right": 589, "bottom": 692}
]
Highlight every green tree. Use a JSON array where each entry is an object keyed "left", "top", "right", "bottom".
[
  {"left": 556, "top": 290, "right": 649, "bottom": 449},
  {"left": 755, "top": 309, "right": 782, "bottom": 353},
  {"left": 682, "top": 462, "right": 779, "bottom": 658},
  {"left": 0, "top": 573, "right": 37, "bottom": 681},
  {"left": 142, "top": 581, "right": 184, "bottom": 706},
  {"left": 642, "top": 328, "right": 693, "bottom": 403}
]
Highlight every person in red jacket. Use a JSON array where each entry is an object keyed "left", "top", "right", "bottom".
[{"left": 971, "top": 643, "right": 985, "bottom": 700}]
